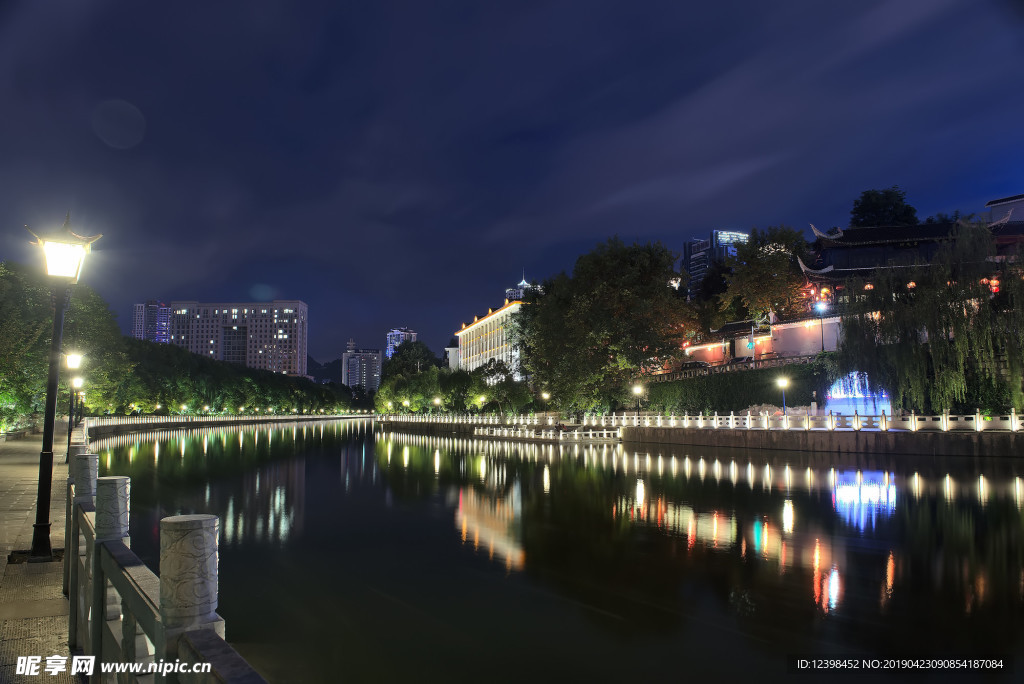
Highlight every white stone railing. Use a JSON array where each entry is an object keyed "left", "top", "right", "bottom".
[
  {"left": 472, "top": 426, "right": 622, "bottom": 442},
  {"left": 381, "top": 409, "right": 1021, "bottom": 432},
  {"left": 85, "top": 412, "right": 368, "bottom": 430},
  {"left": 65, "top": 451, "right": 266, "bottom": 683}
]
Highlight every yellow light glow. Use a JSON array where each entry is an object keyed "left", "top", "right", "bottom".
[
  {"left": 42, "top": 240, "right": 87, "bottom": 280},
  {"left": 777, "top": 377, "right": 789, "bottom": 388},
  {"left": 71, "top": 377, "right": 83, "bottom": 389},
  {"left": 66, "top": 353, "right": 83, "bottom": 369}
]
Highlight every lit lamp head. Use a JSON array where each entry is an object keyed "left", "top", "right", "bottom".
[
  {"left": 777, "top": 377, "right": 789, "bottom": 389},
  {"left": 27, "top": 215, "right": 102, "bottom": 283},
  {"left": 71, "top": 377, "right": 84, "bottom": 390},
  {"left": 632, "top": 384, "right": 643, "bottom": 396},
  {"left": 433, "top": 397, "right": 441, "bottom": 405},
  {"left": 402, "top": 399, "right": 410, "bottom": 407},
  {"left": 479, "top": 395, "right": 486, "bottom": 403},
  {"left": 541, "top": 392, "right": 550, "bottom": 401},
  {"left": 815, "top": 301, "right": 828, "bottom": 315},
  {"left": 66, "top": 353, "right": 83, "bottom": 370}
]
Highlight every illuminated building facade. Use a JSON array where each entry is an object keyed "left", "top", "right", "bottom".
[
  {"left": 131, "top": 300, "right": 171, "bottom": 344},
  {"left": 681, "top": 230, "right": 749, "bottom": 298},
  {"left": 168, "top": 299, "right": 308, "bottom": 376},
  {"left": 456, "top": 300, "right": 522, "bottom": 377},
  {"left": 341, "top": 338, "right": 382, "bottom": 392},
  {"left": 386, "top": 327, "right": 417, "bottom": 359}
]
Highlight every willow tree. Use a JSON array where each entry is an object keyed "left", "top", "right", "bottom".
[{"left": 836, "top": 222, "right": 1024, "bottom": 412}]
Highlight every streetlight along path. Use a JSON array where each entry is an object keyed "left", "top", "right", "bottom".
[{"left": 0, "top": 425, "right": 76, "bottom": 683}]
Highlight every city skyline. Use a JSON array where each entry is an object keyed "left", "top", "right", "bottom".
[{"left": 2, "top": 2, "right": 1023, "bottom": 360}]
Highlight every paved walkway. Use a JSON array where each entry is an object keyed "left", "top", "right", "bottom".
[{"left": 0, "top": 427, "right": 77, "bottom": 684}]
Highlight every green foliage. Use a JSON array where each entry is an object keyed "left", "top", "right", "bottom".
[
  {"left": 850, "top": 186, "right": 919, "bottom": 227},
  {"left": 644, "top": 361, "right": 835, "bottom": 414},
  {"left": 836, "top": 223, "right": 1024, "bottom": 412},
  {"left": 722, "top": 226, "right": 809, "bottom": 321},
  {"left": 119, "top": 339, "right": 349, "bottom": 415},
  {"left": 0, "top": 259, "right": 349, "bottom": 430},
  {"left": 381, "top": 341, "right": 438, "bottom": 381},
  {"left": 374, "top": 359, "right": 533, "bottom": 415},
  {"left": 512, "top": 238, "right": 692, "bottom": 413}
]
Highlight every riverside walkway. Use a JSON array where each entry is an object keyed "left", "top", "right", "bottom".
[{"left": 0, "top": 428, "right": 76, "bottom": 684}]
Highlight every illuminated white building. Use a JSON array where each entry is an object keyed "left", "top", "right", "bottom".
[
  {"left": 168, "top": 300, "right": 308, "bottom": 376},
  {"left": 456, "top": 300, "right": 522, "bottom": 376}
]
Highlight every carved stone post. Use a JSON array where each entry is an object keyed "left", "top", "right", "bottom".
[
  {"left": 67, "top": 453, "right": 99, "bottom": 647},
  {"left": 159, "top": 515, "right": 225, "bottom": 660},
  {"left": 91, "top": 476, "right": 131, "bottom": 663}
]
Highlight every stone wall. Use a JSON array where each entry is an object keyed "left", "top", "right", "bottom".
[{"left": 621, "top": 426, "right": 1022, "bottom": 458}]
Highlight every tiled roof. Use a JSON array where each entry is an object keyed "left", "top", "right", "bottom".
[{"left": 985, "top": 193, "right": 1024, "bottom": 207}]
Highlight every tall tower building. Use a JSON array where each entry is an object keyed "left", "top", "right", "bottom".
[
  {"left": 132, "top": 300, "right": 171, "bottom": 343},
  {"left": 385, "top": 327, "right": 417, "bottom": 359},
  {"left": 341, "top": 339, "right": 382, "bottom": 392},
  {"left": 682, "top": 230, "right": 749, "bottom": 298},
  {"left": 168, "top": 300, "right": 308, "bottom": 376}
]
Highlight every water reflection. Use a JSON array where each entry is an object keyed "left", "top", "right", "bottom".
[{"left": 98, "top": 423, "right": 1023, "bottom": 680}]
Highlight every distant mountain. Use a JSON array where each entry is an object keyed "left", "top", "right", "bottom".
[{"left": 307, "top": 355, "right": 344, "bottom": 385}]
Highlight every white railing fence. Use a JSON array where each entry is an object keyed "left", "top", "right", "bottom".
[
  {"left": 380, "top": 408, "right": 1020, "bottom": 433},
  {"left": 65, "top": 451, "right": 266, "bottom": 683},
  {"left": 85, "top": 413, "right": 368, "bottom": 429}
]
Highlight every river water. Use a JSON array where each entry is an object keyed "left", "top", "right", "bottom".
[{"left": 94, "top": 419, "right": 1024, "bottom": 683}]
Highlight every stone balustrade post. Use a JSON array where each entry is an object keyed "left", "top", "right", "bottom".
[
  {"left": 66, "top": 453, "right": 99, "bottom": 644},
  {"left": 91, "top": 476, "right": 131, "bottom": 666},
  {"left": 158, "top": 514, "right": 225, "bottom": 661}
]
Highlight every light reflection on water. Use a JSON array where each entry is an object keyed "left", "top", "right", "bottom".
[{"left": 98, "top": 422, "right": 1024, "bottom": 681}]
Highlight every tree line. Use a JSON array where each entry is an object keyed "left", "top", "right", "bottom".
[{"left": 0, "top": 260, "right": 350, "bottom": 432}]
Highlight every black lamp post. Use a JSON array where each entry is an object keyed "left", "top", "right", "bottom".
[
  {"left": 633, "top": 384, "right": 643, "bottom": 419},
  {"left": 27, "top": 217, "right": 101, "bottom": 560},
  {"left": 64, "top": 359, "right": 82, "bottom": 463},
  {"left": 815, "top": 301, "right": 828, "bottom": 352}
]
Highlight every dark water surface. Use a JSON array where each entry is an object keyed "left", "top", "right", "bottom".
[{"left": 94, "top": 420, "right": 1024, "bottom": 683}]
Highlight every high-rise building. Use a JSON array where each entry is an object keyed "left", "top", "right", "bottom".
[
  {"left": 341, "top": 339, "right": 382, "bottom": 392},
  {"left": 168, "top": 300, "right": 308, "bottom": 376},
  {"left": 682, "top": 230, "right": 748, "bottom": 298},
  {"left": 131, "top": 300, "right": 171, "bottom": 343},
  {"left": 385, "top": 327, "right": 417, "bottom": 359}
]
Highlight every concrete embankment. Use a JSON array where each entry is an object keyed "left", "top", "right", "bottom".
[
  {"left": 621, "top": 426, "right": 1021, "bottom": 458},
  {"left": 377, "top": 421, "right": 478, "bottom": 437}
]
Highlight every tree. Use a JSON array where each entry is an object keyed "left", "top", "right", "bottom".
[
  {"left": 850, "top": 186, "right": 919, "bottom": 227},
  {"left": 512, "top": 238, "right": 693, "bottom": 413},
  {"left": 836, "top": 221, "right": 1024, "bottom": 412},
  {"left": 721, "top": 226, "right": 809, "bottom": 322},
  {"left": 381, "top": 341, "right": 438, "bottom": 381}
]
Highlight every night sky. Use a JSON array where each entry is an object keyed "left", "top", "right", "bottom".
[{"left": 2, "top": 1, "right": 1023, "bottom": 361}]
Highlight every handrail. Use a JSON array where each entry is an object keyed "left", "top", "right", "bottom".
[
  {"left": 379, "top": 408, "right": 1021, "bottom": 433},
  {"left": 67, "top": 456, "right": 267, "bottom": 683}
]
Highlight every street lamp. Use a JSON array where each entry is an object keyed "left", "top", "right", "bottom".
[
  {"left": 65, "top": 373, "right": 84, "bottom": 462},
  {"left": 632, "top": 384, "right": 643, "bottom": 419},
  {"left": 815, "top": 301, "right": 828, "bottom": 352},
  {"left": 26, "top": 216, "right": 101, "bottom": 560},
  {"left": 777, "top": 377, "right": 789, "bottom": 416}
]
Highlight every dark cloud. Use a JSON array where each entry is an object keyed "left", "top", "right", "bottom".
[{"left": 2, "top": 0, "right": 1023, "bottom": 360}]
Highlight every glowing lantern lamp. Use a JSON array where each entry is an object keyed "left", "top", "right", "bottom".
[{"left": 26, "top": 215, "right": 101, "bottom": 560}]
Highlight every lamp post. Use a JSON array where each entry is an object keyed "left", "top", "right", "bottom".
[
  {"left": 632, "top": 384, "right": 643, "bottom": 419},
  {"left": 64, "top": 370, "right": 83, "bottom": 462},
  {"left": 27, "top": 216, "right": 101, "bottom": 560},
  {"left": 777, "top": 377, "right": 789, "bottom": 416},
  {"left": 815, "top": 301, "right": 828, "bottom": 352}
]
